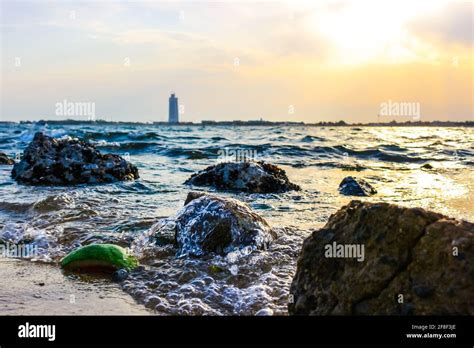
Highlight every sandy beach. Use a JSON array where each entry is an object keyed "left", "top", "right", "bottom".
[{"left": 0, "top": 259, "right": 149, "bottom": 315}]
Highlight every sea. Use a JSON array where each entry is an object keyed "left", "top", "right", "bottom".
[{"left": 0, "top": 122, "right": 473, "bottom": 315}]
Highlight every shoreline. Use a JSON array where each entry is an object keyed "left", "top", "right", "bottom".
[
  {"left": 0, "top": 259, "right": 150, "bottom": 315},
  {"left": 0, "top": 126, "right": 472, "bottom": 315}
]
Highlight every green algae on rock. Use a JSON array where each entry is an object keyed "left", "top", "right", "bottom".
[{"left": 60, "top": 244, "right": 138, "bottom": 272}]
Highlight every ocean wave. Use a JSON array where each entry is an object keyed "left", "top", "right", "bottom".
[
  {"left": 305, "top": 161, "right": 367, "bottom": 171},
  {"left": 327, "top": 145, "right": 430, "bottom": 163},
  {"left": 0, "top": 222, "right": 60, "bottom": 261},
  {"left": 83, "top": 130, "right": 131, "bottom": 141},
  {"left": 441, "top": 149, "right": 474, "bottom": 158},
  {"left": 378, "top": 144, "right": 408, "bottom": 152},
  {"left": 82, "top": 130, "right": 169, "bottom": 142},
  {"left": 0, "top": 193, "right": 75, "bottom": 215},
  {"left": 301, "top": 135, "right": 326, "bottom": 142},
  {"left": 90, "top": 140, "right": 121, "bottom": 147},
  {"left": 0, "top": 201, "right": 33, "bottom": 214},
  {"left": 18, "top": 128, "right": 68, "bottom": 143},
  {"left": 161, "top": 147, "right": 219, "bottom": 159},
  {"left": 117, "top": 181, "right": 157, "bottom": 193},
  {"left": 32, "top": 193, "right": 76, "bottom": 213},
  {"left": 97, "top": 141, "right": 160, "bottom": 151},
  {"left": 129, "top": 132, "right": 166, "bottom": 140}
]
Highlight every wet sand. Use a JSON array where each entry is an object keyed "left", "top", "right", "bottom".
[{"left": 0, "top": 259, "right": 150, "bottom": 315}]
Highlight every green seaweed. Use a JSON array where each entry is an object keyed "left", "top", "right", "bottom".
[
  {"left": 60, "top": 244, "right": 138, "bottom": 271},
  {"left": 208, "top": 264, "right": 225, "bottom": 273}
]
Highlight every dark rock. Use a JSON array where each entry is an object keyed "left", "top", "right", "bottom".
[
  {"left": 338, "top": 176, "right": 376, "bottom": 196},
  {"left": 184, "top": 161, "right": 300, "bottom": 193},
  {"left": 184, "top": 191, "right": 207, "bottom": 205},
  {"left": 11, "top": 132, "right": 139, "bottom": 185},
  {"left": 0, "top": 152, "right": 14, "bottom": 165},
  {"left": 112, "top": 269, "right": 129, "bottom": 282},
  {"left": 413, "top": 285, "right": 434, "bottom": 298},
  {"left": 152, "top": 192, "right": 277, "bottom": 257},
  {"left": 289, "top": 200, "right": 474, "bottom": 315},
  {"left": 421, "top": 163, "right": 434, "bottom": 170},
  {"left": 400, "top": 303, "right": 415, "bottom": 315}
]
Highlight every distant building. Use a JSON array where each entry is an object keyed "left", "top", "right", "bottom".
[{"left": 168, "top": 93, "right": 179, "bottom": 123}]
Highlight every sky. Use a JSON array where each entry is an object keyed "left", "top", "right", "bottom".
[{"left": 0, "top": 0, "right": 473, "bottom": 123}]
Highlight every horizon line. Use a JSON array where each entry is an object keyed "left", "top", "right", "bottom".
[{"left": 1, "top": 119, "right": 473, "bottom": 127}]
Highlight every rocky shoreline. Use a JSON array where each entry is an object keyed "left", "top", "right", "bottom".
[{"left": 1, "top": 133, "right": 473, "bottom": 315}]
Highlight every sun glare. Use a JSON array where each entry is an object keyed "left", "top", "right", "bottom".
[{"left": 307, "top": 0, "right": 448, "bottom": 65}]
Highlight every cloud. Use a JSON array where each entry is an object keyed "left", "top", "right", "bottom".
[
  {"left": 409, "top": 1, "right": 473, "bottom": 46},
  {"left": 253, "top": 9, "right": 333, "bottom": 61},
  {"left": 1, "top": 0, "right": 472, "bottom": 122},
  {"left": 111, "top": 29, "right": 208, "bottom": 45}
]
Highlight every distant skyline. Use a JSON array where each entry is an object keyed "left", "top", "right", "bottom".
[{"left": 1, "top": 0, "right": 473, "bottom": 123}]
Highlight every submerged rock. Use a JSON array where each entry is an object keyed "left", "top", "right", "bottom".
[
  {"left": 61, "top": 244, "right": 139, "bottom": 273},
  {"left": 12, "top": 132, "right": 139, "bottom": 185},
  {"left": 338, "top": 176, "right": 376, "bottom": 196},
  {"left": 185, "top": 161, "right": 300, "bottom": 193},
  {"left": 0, "top": 152, "right": 14, "bottom": 165},
  {"left": 152, "top": 192, "right": 276, "bottom": 257},
  {"left": 289, "top": 201, "right": 474, "bottom": 315},
  {"left": 421, "top": 163, "right": 434, "bottom": 170}
]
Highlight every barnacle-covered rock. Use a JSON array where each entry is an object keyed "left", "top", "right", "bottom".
[
  {"left": 185, "top": 161, "right": 300, "bottom": 193},
  {"left": 12, "top": 132, "right": 139, "bottom": 185}
]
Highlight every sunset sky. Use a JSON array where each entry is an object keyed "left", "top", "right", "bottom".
[{"left": 1, "top": 0, "right": 472, "bottom": 123}]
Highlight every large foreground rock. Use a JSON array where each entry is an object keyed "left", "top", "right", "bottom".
[
  {"left": 151, "top": 192, "right": 276, "bottom": 257},
  {"left": 12, "top": 132, "right": 139, "bottom": 185},
  {"left": 185, "top": 161, "right": 300, "bottom": 193},
  {"left": 289, "top": 201, "right": 473, "bottom": 315}
]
